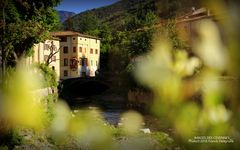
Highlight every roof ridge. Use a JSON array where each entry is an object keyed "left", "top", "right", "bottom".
[{"left": 50, "top": 31, "right": 101, "bottom": 40}]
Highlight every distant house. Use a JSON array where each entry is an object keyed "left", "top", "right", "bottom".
[
  {"left": 176, "top": 7, "right": 214, "bottom": 44},
  {"left": 51, "top": 31, "right": 100, "bottom": 79},
  {"left": 26, "top": 39, "right": 61, "bottom": 79}
]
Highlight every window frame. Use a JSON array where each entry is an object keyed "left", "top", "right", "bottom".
[
  {"left": 44, "top": 44, "right": 49, "bottom": 50},
  {"left": 63, "top": 46, "right": 68, "bottom": 54},
  {"left": 73, "top": 46, "right": 76, "bottom": 53},
  {"left": 64, "top": 58, "right": 68, "bottom": 66},
  {"left": 64, "top": 70, "right": 68, "bottom": 77}
]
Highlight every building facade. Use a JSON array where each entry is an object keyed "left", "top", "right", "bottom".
[
  {"left": 51, "top": 31, "right": 100, "bottom": 79},
  {"left": 27, "top": 39, "right": 60, "bottom": 79},
  {"left": 176, "top": 7, "right": 213, "bottom": 45}
]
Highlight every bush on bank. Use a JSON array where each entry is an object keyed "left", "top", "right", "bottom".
[{"left": 36, "top": 63, "right": 58, "bottom": 88}]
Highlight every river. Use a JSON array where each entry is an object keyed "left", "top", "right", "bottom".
[
  {"left": 67, "top": 100, "right": 126, "bottom": 126},
  {"left": 65, "top": 99, "right": 168, "bottom": 132}
]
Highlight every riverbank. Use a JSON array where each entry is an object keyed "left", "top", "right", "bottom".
[
  {"left": 0, "top": 90, "right": 177, "bottom": 150},
  {"left": 2, "top": 119, "right": 177, "bottom": 150}
]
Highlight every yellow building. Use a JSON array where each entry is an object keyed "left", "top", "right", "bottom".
[
  {"left": 51, "top": 31, "right": 100, "bottom": 79},
  {"left": 27, "top": 39, "right": 60, "bottom": 79}
]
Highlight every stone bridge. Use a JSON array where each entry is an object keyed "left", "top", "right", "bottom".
[{"left": 59, "top": 77, "right": 110, "bottom": 101}]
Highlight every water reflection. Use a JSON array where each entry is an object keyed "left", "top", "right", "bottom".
[{"left": 101, "top": 109, "right": 123, "bottom": 125}]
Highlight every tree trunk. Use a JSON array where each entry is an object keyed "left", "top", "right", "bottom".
[
  {"left": 1, "top": 52, "right": 6, "bottom": 78},
  {"left": 1, "top": 1, "right": 6, "bottom": 79}
]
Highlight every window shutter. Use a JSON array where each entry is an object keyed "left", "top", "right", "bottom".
[{"left": 86, "top": 58, "right": 88, "bottom": 66}]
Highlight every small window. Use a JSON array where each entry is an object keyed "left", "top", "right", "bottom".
[
  {"left": 73, "top": 47, "right": 76, "bottom": 53},
  {"left": 80, "top": 38, "right": 82, "bottom": 40},
  {"left": 52, "top": 66, "right": 55, "bottom": 71},
  {"left": 64, "top": 58, "right": 68, "bottom": 66},
  {"left": 60, "top": 36, "right": 67, "bottom": 42},
  {"left": 95, "top": 49, "right": 98, "bottom": 54},
  {"left": 64, "top": 70, "right": 68, "bottom": 77},
  {"left": 52, "top": 56, "right": 56, "bottom": 62},
  {"left": 44, "top": 44, "right": 49, "bottom": 50},
  {"left": 79, "top": 47, "right": 82, "bottom": 52},
  {"left": 44, "top": 55, "right": 48, "bottom": 61},
  {"left": 85, "top": 39, "right": 86, "bottom": 41},
  {"left": 52, "top": 45, "right": 57, "bottom": 51},
  {"left": 63, "top": 47, "right": 68, "bottom": 53},
  {"left": 96, "top": 39, "right": 97, "bottom": 43},
  {"left": 73, "top": 37, "right": 75, "bottom": 40},
  {"left": 90, "top": 48, "right": 93, "bottom": 54}
]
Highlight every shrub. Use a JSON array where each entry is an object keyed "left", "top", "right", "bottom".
[
  {"left": 0, "top": 128, "right": 23, "bottom": 149},
  {"left": 36, "top": 63, "right": 58, "bottom": 88}
]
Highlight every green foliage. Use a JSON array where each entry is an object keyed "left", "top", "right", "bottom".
[
  {"left": 0, "top": 128, "right": 23, "bottom": 149},
  {"left": 128, "top": 29, "right": 155, "bottom": 57},
  {"left": 43, "top": 94, "right": 58, "bottom": 127},
  {"left": 150, "top": 132, "right": 175, "bottom": 149},
  {"left": 73, "top": 12, "right": 100, "bottom": 36},
  {"left": 144, "top": 11, "right": 158, "bottom": 27},
  {"left": 158, "top": 20, "right": 187, "bottom": 49},
  {"left": 36, "top": 63, "right": 58, "bottom": 88},
  {"left": 157, "top": 0, "right": 201, "bottom": 18},
  {"left": 99, "top": 24, "right": 113, "bottom": 54},
  {"left": 0, "top": 0, "right": 61, "bottom": 68},
  {"left": 63, "top": 0, "right": 158, "bottom": 31},
  {"left": 25, "top": 47, "right": 34, "bottom": 57},
  {"left": 126, "top": 11, "right": 158, "bottom": 31},
  {"left": 64, "top": 0, "right": 200, "bottom": 32}
]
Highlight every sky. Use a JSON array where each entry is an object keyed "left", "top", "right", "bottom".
[{"left": 55, "top": 0, "right": 119, "bottom": 14}]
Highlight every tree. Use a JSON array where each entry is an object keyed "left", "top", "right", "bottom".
[
  {"left": 159, "top": 20, "right": 187, "bottom": 49},
  {"left": 128, "top": 28, "right": 155, "bottom": 57},
  {"left": 0, "top": 0, "right": 61, "bottom": 77},
  {"left": 73, "top": 12, "right": 100, "bottom": 36},
  {"left": 126, "top": 11, "right": 158, "bottom": 57},
  {"left": 45, "top": 41, "right": 61, "bottom": 66}
]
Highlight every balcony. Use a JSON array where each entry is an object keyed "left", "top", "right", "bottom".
[{"left": 70, "top": 57, "right": 79, "bottom": 71}]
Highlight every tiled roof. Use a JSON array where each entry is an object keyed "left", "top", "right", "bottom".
[{"left": 50, "top": 31, "right": 101, "bottom": 40}]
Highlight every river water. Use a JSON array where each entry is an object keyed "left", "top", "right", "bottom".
[
  {"left": 67, "top": 100, "right": 166, "bottom": 132},
  {"left": 101, "top": 108, "right": 123, "bottom": 125},
  {"left": 69, "top": 102, "right": 125, "bottom": 126}
]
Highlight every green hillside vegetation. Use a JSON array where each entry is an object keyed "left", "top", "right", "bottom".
[
  {"left": 64, "top": 0, "right": 155, "bottom": 31},
  {"left": 64, "top": 0, "right": 201, "bottom": 31},
  {"left": 63, "top": 0, "right": 202, "bottom": 91}
]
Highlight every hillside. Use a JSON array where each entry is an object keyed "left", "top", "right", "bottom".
[
  {"left": 58, "top": 10, "right": 76, "bottom": 22},
  {"left": 63, "top": 0, "right": 201, "bottom": 31}
]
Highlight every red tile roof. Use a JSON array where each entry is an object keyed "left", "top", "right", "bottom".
[{"left": 51, "top": 31, "right": 101, "bottom": 40}]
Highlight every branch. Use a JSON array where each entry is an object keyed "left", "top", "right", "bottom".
[
  {"left": 45, "top": 42, "right": 62, "bottom": 66},
  {"left": 12, "top": 51, "right": 18, "bottom": 62}
]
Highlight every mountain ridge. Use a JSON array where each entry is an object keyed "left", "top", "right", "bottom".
[
  {"left": 63, "top": 0, "right": 201, "bottom": 31},
  {"left": 58, "top": 10, "right": 76, "bottom": 22}
]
